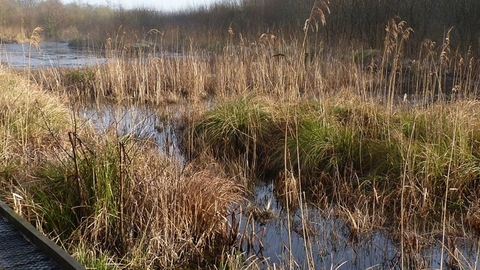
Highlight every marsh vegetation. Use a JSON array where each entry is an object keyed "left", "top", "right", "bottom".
[{"left": 2, "top": 0, "right": 480, "bottom": 269}]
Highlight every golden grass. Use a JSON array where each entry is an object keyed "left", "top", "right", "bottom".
[
  {"left": 66, "top": 143, "right": 245, "bottom": 268},
  {"left": 4, "top": 13, "right": 480, "bottom": 268},
  {"left": 0, "top": 67, "right": 246, "bottom": 268},
  {"left": 0, "top": 68, "right": 71, "bottom": 197},
  {"left": 0, "top": 68, "right": 70, "bottom": 146}
]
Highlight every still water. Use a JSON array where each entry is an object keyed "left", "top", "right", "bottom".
[
  {"left": 77, "top": 104, "right": 183, "bottom": 162},
  {"left": 0, "top": 42, "right": 106, "bottom": 68}
]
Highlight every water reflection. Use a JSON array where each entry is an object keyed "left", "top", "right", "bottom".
[
  {"left": 77, "top": 103, "right": 183, "bottom": 162},
  {"left": 0, "top": 42, "right": 106, "bottom": 69},
  {"left": 242, "top": 181, "right": 479, "bottom": 269}
]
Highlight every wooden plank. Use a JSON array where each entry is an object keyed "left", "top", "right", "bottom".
[{"left": 0, "top": 200, "right": 85, "bottom": 270}]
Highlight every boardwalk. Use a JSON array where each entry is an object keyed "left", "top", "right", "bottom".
[{"left": 0, "top": 201, "right": 84, "bottom": 270}]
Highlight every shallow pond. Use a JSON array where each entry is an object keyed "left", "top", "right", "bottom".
[
  {"left": 77, "top": 103, "right": 183, "bottom": 162},
  {"left": 80, "top": 103, "right": 480, "bottom": 269},
  {"left": 243, "top": 181, "right": 479, "bottom": 269}
]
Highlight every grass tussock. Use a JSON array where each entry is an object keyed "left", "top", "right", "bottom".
[
  {"left": 187, "top": 95, "right": 273, "bottom": 176},
  {"left": 0, "top": 69, "right": 70, "bottom": 150},
  {"left": 27, "top": 133, "right": 245, "bottom": 268},
  {"left": 0, "top": 68, "right": 71, "bottom": 199},
  {"left": 188, "top": 95, "right": 480, "bottom": 234}
]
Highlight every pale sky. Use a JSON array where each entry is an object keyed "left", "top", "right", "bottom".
[{"left": 61, "top": 0, "right": 221, "bottom": 12}]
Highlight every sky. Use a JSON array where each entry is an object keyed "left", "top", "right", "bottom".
[{"left": 61, "top": 0, "right": 220, "bottom": 12}]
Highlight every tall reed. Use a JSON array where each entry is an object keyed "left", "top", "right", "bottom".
[{"left": 14, "top": 13, "right": 480, "bottom": 268}]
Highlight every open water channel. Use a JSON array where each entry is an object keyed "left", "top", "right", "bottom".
[{"left": 2, "top": 42, "right": 479, "bottom": 269}]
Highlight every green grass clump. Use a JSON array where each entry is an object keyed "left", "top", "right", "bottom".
[
  {"left": 32, "top": 134, "right": 122, "bottom": 242},
  {"left": 189, "top": 95, "right": 274, "bottom": 176},
  {"left": 189, "top": 95, "right": 480, "bottom": 227},
  {"left": 62, "top": 68, "right": 96, "bottom": 91},
  {"left": 286, "top": 115, "right": 337, "bottom": 174}
]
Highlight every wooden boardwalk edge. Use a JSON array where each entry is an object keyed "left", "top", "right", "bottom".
[{"left": 0, "top": 200, "right": 85, "bottom": 270}]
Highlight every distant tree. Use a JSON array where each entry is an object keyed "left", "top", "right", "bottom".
[
  {"left": 0, "top": 0, "right": 21, "bottom": 27},
  {"left": 15, "top": 0, "right": 38, "bottom": 8},
  {"left": 37, "top": 0, "right": 67, "bottom": 39}
]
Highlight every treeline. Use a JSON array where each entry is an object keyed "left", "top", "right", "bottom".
[{"left": 0, "top": 0, "right": 479, "bottom": 54}]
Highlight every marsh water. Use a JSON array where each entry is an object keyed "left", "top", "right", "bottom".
[
  {"left": 2, "top": 42, "right": 479, "bottom": 268},
  {"left": 0, "top": 42, "right": 105, "bottom": 68},
  {"left": 77, "top": 104, "right": 184, "bottom": 163},
  {"left": 79, "top": 103, "right": 480, "bottom": 269}
]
